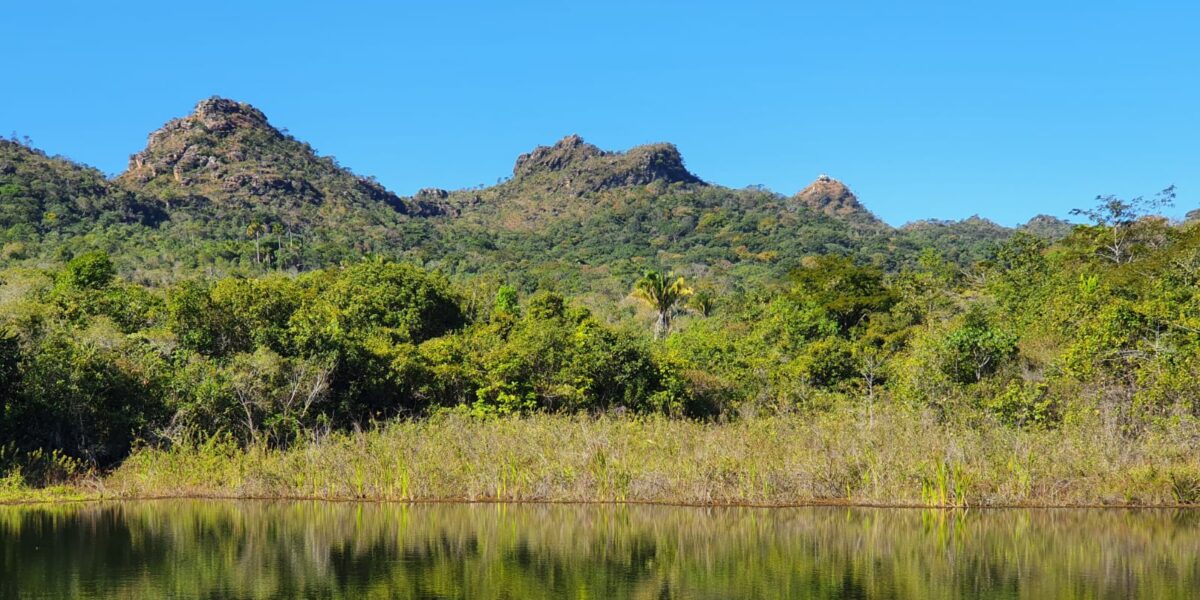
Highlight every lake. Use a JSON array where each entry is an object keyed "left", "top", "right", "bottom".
[{"left": 1, "top": 500, "right": 1197, "bottom": 598}]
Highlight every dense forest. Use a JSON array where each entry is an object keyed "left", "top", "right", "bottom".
[{"left": 0, "top": 98, "right": 1193, "bottom": 489}]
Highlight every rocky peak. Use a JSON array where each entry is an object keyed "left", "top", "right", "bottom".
[
  {"left": 414, "top": 187, "right": 450, "bottom": 201},
  {"left": 508, "top": 135, "right": 702, "bottom": 196},
  {"left": 512, "top": 134, "right": 606, "bottom": 178},
  {"left": 793, "top": 175, "right": 880, "bottom": 224},
  {"left": 189, "top": 97, "right": 272, "bottom": 134},
  {"left": 123, "top": 97, "right": 283, "bottom": 182},
  {"left": 116, "top": 96, "right": 440, "bottom": 216},
  {"left": 621, "top": 143, "right": 698, "bottom": 186}
]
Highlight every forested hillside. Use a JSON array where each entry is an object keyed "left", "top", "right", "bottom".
[{"left": 2, "top": 97, "right": 1060, "bottom": 295}]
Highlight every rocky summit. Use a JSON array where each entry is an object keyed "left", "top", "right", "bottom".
[
  {"left": 792, "top": 175, "right": 881, "bottom": 225},
  {"left": 118, "top": 97, "right": 440, "bottom": 216},
  {"left": 509, "top": 134, "right": 703, "bottom": 197}
]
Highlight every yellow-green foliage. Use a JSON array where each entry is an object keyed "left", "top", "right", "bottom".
[{"left": 102, "top": 407, "right": 1200, "bottom": 507}]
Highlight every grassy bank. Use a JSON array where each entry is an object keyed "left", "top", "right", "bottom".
[{"left": 38, "top": 406, "right": 1187, "bottom": 507}]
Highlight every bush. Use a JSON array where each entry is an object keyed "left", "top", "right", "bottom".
[
  {"left": 61, "top": 251, "right": 115, "bottom": 290},
  {"left": 939, "top": 308, "right": 1017, "bottom": 385}
]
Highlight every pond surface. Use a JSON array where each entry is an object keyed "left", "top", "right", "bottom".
[{"left": 1, "top": 500, "right": 1198, "bottom": 599}]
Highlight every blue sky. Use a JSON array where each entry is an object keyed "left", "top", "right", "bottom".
[{"left": 4, "top": 1, "right": 1197, "bottom": 225}]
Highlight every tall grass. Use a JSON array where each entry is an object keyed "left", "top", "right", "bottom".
[
  {"left": 96, "top": 404, "right": 1200, "bottom": 507},
  {"left": 0, "top": 445, "right": 93, "bottom": 503}
]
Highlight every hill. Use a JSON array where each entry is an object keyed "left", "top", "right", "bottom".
[
  {"left": 426, "top": 136, "right": 891, "bottom": 294},
  {"left": 792, "top": 175, "right": 884, "bottom": 227},
  {"left": 118, "top": 98, "right": 443, "bottom": 217},
  {"left": 1, "top": 99, "right": 445, "bottom": 279},
  {"left": 0, "top": 97, "right": 1064, "bottom": 292},
  {"left": 0, "top": 138, "right": 166, "bottom": 262}
]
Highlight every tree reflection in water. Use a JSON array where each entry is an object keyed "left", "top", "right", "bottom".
[{"left": 1, "top": 501, "right": 1198, "bottom": 599}]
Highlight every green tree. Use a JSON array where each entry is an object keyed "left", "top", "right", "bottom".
[
  {"left": 687, "top": 289, "right": 715, "bottom": 317},
  {"left": 790, "top": 255, "right": 894, "bottom": 333},
  {"left": 1070, "top": 186, "right": 1175, "bottom": 264},
  {"left": 493, "top": 285, "right": 520, "bottom": 318},
  {"left": 167, "top": 280, "right": 242, "bottom": 357},
  {"left": 940, "top": 307, "right": 1017, "bottom": 384},
  {"left": 16, "top": 328, "right": 165, "bottom": 465},
  {"left": 632, "top": 271, "right": 692, "bottom": 339},
  {"left": 0, "top": 330, "right": 22, "bottom": 440},
  {"left": 61, "top": 251, "right": 115, "bottom": 290}
]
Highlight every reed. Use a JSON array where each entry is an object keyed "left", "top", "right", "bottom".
[{"left": 75, "top": 404, "right": 1200, "bottom": 507}]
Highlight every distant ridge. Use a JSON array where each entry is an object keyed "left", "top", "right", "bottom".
[{"left": 0, "top": 96, "right": 1089, "bottom": 285}]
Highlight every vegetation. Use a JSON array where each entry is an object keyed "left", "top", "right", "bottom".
[
  {"left": 0, "top": 100, "right": 1063, "bottom": 297},
  {"left": 104, "top": 407, "right": 1200, "bottom": 506},
  {"left": 0, "top": 97, "right": 1195, "bottom": 507},
  {"left": 2, "top": 191, "right": 1199, "bottom": 506},
  {"left": 631, "top": 270, "right": 692, "bottom": 338}
]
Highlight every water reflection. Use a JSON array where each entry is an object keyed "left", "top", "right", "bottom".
[{"left": 1, "top": 501, "right": 1198, "bottom": 599}]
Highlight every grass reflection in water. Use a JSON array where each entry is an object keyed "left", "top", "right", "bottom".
[{"left": 1, "top": 501, "right": 1197, "bottom": 599}]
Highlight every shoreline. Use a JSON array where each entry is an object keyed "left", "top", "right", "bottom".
[{"left": 5, "top": 490, "right": 1200, "bottom": 511}]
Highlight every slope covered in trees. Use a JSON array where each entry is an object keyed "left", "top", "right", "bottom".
[{"left": 1, "top": 97, "right": 1065, "bottom": 295}]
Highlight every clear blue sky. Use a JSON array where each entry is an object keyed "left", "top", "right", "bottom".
[{"left": 5, "top": 1, "right": 1197, "bottom": 225}]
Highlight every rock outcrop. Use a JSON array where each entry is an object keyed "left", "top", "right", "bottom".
[
  {"left": 508, "top": 134, "right": 703, "bottom": 196},
  {"left": 792, "top": 175, "right": 882, "bottom": 225},
  {"left": 119, "top": 96, "right": 440, "bottom": 216}
]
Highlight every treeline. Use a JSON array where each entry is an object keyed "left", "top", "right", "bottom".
[
  {"left": 1, "top": 191, "right": 1197, "bottom": 480},
  {"left": 0, "top": 253, "right": 692, "bottom": 470}
]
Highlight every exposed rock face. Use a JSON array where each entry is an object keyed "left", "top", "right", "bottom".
[
  {"left": 125, "top": 98, "right": 279, "bottom": 183},
  {"left": 410, "top": 187, "right": 457, "bottom": 215},
  {"left": 415, "top": 187, "right": 450, "bottom": 201},
  {"left": 512, "top": 135, "right": 603, "bottom": 177},
  {"left": 509, "top": 134, "right": 703, "bottom": 196},
  {"left": 118, "top": 96, "right": 440, "bottom": 216},
  {"left": 792, "top": 175, "right": 882, "bottom": 225}
]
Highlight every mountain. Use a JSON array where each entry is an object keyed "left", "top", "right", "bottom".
[
  {"left": 792, "top": 175, "right": 883, "bottom": 226},
  {"left": 892, "top": 216, "right": 1012, "bottom": 264},
  {"left": 117, "top": 97, "right": 444, "bottom": 218},
  {"left": 511, "top": 134, "right": 702, "bottom": 193},
  {"left": 440, "top": 134, "right": 705, "bottom": 231},
  {"left": 414, "top": 135, "right": 904, "bottom": 292}
]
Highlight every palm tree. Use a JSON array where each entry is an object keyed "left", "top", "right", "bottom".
[
  {"left": 247, "top": 221, "right": 265, "bottom": 265},
  {"left": 687, "top": 289, "right": 715, "bottom": 317},
  {"left": 632, "top": 270, "right": 693, "bottom": 339}
]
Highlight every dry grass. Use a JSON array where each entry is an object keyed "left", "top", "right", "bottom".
[{"left": 95, "top": 404, "right": 1200, "bottom": 507}]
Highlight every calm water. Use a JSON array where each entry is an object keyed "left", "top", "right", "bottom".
[{"left": 1, "top": 501, "right": 1198, "bottom": 599}]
